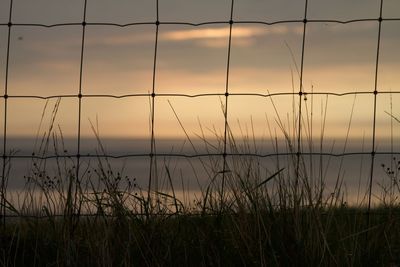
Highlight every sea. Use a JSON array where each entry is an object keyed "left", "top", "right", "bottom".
[{"left": 1, "top": 136, "right": 399, "bottom": 211}]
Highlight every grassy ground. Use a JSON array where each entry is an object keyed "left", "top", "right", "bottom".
[{"left": 1, "top": 207, "right": 400, "bottom": 266}]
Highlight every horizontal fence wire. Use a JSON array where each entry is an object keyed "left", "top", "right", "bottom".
[
  {"left": 2, "top": 90, "right": 400, "bottom": 99},
  {"left": 1, "top": 1, "right": 400, "bottom": 220},
  {"left": 3, "top": 152, "right": 400, "bottom": 160},
  {"left": 1, "top": 17, "right": 400, "bottom": 28}
]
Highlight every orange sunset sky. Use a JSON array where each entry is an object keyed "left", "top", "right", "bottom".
[{"left": 0, "top": 0, "right": 399, "bottom": 150}]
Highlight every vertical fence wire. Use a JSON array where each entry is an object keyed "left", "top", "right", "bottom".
[
  {"left": 221, "top": 0, "right": 235, "bottom": 209},
  {"left": 147, "top": 0, "right": 160, "bottom": 208},
  {"left": 74, "top": 0, "right": 88, "bottom": 218},
  {"left": 295, "top": 0, "right": 309, "bottom": 203},
  {"left": 1, "top": 0, "right": 13, "bottom": 227},
  {"left": 367, "top": 0, "right": 384, "bottom": 225}
]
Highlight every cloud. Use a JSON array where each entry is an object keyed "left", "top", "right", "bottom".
[
  {"left": 161, "top": 25, "right": 301, "bottom": 47},
  {"left": 197, "top": 38, "right": 256, "bottom": 48},
  {"left": 85, "top": 32, "right": 155, "bottom": 47},
  {"left": 162, "top": 26, "right": 262, "bottom": 41}
]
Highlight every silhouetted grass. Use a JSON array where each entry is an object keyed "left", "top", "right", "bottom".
[{"left": 1, "top": 97, "right": 400, "bottom": 266}]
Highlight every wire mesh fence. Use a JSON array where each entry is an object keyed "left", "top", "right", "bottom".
[{"left": 1, "top": 0, "right": 400, "bottom": 221}]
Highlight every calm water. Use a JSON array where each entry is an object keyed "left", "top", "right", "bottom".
[{"left": 1, "top": 137, "right": 399, "bottom": 208}]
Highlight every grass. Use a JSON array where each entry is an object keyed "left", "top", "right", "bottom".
[{"left": 1, "top": 96, "right": 400, "bottom": 266}]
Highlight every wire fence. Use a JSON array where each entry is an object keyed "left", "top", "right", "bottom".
[{"left": 1, "top": 0, "right": 400, "bottom": 222}]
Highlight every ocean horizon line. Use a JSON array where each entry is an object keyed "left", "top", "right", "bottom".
[{"left": 0, "top": 135, "right": 398, "bottom": 156}]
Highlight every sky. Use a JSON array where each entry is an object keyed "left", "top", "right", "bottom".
[{"left": 0, "top": 0, "right": 399, "bottom": 152}]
